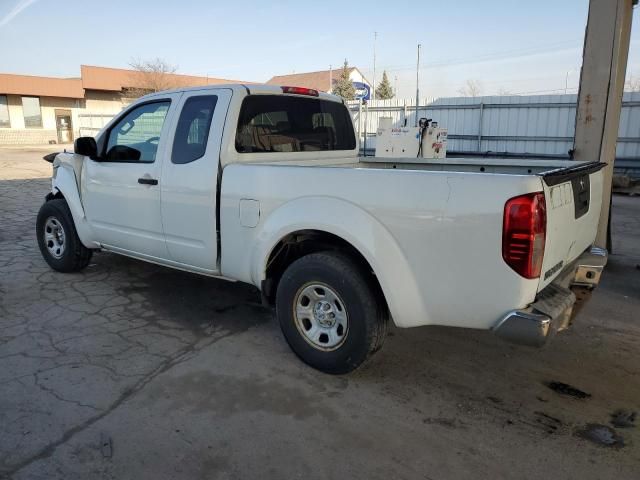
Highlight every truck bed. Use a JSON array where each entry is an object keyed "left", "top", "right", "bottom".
[
  {"left": 359, "top": 157, "right": 592, "bottom": 176},
  {"left": 221, "top": 157, "right": 604, "bottom": 330},
  {"left": 247, "top": 154, "right": 595, "bottom": 178}
]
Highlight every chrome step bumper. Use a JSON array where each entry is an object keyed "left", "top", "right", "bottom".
[{"left": 494, "top": 247, "right": 608, "bottom": 347}]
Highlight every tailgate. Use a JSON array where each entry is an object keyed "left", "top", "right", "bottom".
[{"left": 538, "top": 162, "right": 606, "bottom": 290}]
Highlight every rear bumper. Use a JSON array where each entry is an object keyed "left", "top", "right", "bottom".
[{"left": 494, "top": 246, "right": 608, "bottom": 347}]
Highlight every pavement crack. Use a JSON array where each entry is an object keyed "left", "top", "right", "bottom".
[
  {"left": 32, "top": 373, "right": 101, "bottom": 412},
  {"left": 0, "top": 329, "right": 238, "bottom": 478}
]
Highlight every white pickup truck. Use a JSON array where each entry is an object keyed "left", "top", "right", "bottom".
[{"left": 38, "top": 84, "right": 608, "bottom": 373}]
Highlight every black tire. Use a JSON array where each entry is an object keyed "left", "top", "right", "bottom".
[
  {"left": 276, "top": 251, "right": 388, "bottom": 374},
  {"left": 36, "top": 198, "right": 92, "bottom": 273}
]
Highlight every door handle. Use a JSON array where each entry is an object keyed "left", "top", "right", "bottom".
[{"left": 138, "top": 177, "right": 158, "bottom": 185}]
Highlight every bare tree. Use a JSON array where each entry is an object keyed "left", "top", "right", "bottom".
[
  {"left": 127, "top": 58, "right": 178, "bottom": 97},
  {"left": 457, "top": 79, "right": 483, "bottom": 97},
  {"left": 625, "top": 74, "right": 640, "bottom": 92},
  {"left": 496, "top": 87, "right": 515, "bottom": 96}
]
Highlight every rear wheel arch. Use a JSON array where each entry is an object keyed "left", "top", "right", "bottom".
[
  {"left": 262, "top": 230, "right": 387, "bottom": 312},
  {"left": 249, "top": 196, "right": 426, "bottom": 328}
]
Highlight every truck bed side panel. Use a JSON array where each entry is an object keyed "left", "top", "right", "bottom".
[{"left": 220, "top": 165, "right": 543, "bottom": 329}]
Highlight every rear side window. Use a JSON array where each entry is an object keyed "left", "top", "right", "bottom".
[
  {"left": 235, "top": 95, "right": 356, "bottom": 153},
  {"left": 172, "top": 95, "right": 218, "bottom": 164}
]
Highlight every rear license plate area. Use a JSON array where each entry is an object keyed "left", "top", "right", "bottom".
[{"left": 571, "top": 174, "right": 590, "bottom": 219}]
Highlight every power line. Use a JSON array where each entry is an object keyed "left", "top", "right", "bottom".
[
  {"left": 361, "top": 40, "right": 582, "bottom": 74},
  {"left": 372, "top": 31, "right": 377, "bottom": 100}
]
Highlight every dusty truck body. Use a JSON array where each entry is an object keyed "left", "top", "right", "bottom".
[{"left": 37, "top": 84, "right": 608, "bottom": 373}]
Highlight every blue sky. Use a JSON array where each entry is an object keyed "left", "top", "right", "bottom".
[{"left": 0, "top": 0, "right": 638, "bottom": 98}]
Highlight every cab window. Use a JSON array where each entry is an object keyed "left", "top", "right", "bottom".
[
  {"left": 104, "top": 101, "right": 170, "bottom": 162},
  {"left": 235, "top": 95, "right": 356, "bottom": 153},
  {"left": 171, "top": 95, "right": 218, "bottom": 164}
]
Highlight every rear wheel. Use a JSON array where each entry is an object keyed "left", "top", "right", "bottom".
[
  {"left": 276, "top": 251, "right": 387, "bottom": 374},
  {"left": 36, "top": 199, "right": 92, "bottom": 272}
]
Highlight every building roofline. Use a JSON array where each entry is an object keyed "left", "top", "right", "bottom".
[
  {"left": 1, "top": 65, "right": 251, "bottom": 99},
  {"left": 0, "top": 72, "right": 84, "bottom": 99},
  {"left": 268, "top": 66, "right": 356, "bottom": 83}
]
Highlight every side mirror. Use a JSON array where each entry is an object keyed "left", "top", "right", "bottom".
[{"left": 74, "top": 137, "right": 98, "bottom": 158}]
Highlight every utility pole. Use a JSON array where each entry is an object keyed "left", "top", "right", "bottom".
[
  {"left": 565, "top": 68, "right": 578, "bottom": 94},
  {"left": 373, "top": 31, "right": 378, "bottom": 101},
  {"left": 415, "top": 43, "right": 421, "bottom": 126},
  {"left": 573, "top": 0, "right": 634, "bottom": 249},
  {"left": 329, "top": 65, "right": 332, "bottom": 93}
]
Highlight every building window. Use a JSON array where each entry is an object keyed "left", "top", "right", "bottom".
[
  {"left": 0, "top": 95, "right": 9, "bottom": 128},
  {"left": 22, "top": 96, "right": 42, "bottom": 128}
]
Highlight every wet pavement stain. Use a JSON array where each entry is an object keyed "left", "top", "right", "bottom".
[
  {"left": 116, "top": 268, "right": 269, "bottom": 336},
  {"left": 610, "top": 409, "right": 636, "bottom": 429},
  {"left": 545, "top": 381, "right": 591, "bottom": 399},
  {"left": 422, "top": 417, "right": 466, "bottom": 429},
  {"left": 575, "top": 424, "right": 625, "bottom": 448},
  {"left": 533, "top": 411, "right": 564, "bottom": 434},
  {"left": 141, "top": 371, "right": 340, "bottom": 421}
]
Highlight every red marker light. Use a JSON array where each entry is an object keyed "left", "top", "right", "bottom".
[{"left": 281, "top": 86, "right": 319, "bottom": 97}]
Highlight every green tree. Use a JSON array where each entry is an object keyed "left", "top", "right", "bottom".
[
  {"left": 332, "top": 60, "right": 356, "bottom": 100},
  {"left": 375, "top": 70, "right": 394, "bottom": 100}
]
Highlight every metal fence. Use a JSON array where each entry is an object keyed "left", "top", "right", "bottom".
[
  {"left": 76, "top": 93, "right": 640, "bottom": 177},
  {"left": 348, "top": 92, "right": 640, "bottom": 176},
  {"left": 77, "top": 113, "right": 116, "bottom": 138}
]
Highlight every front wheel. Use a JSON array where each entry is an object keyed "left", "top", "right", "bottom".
[
  {"left": 36, "top": 198, "right": 92, "bottom": 272},
  {"left": 276, "top": 251, "right": 388, "bottom": 374}
]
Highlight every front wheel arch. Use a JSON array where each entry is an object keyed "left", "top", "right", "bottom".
[
  {"left": 45, "top": 190, "right": 65, "bottom": 202},
  {"left": 36, "top": 198, "right": 93, "bottom": 272}
]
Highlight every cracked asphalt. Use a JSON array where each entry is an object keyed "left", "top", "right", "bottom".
[{"left": 1, "top": 147, "right": 639, "bottom": 479}]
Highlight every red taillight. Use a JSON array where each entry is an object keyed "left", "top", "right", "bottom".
[
  {"left": 502, "top": 192, "right": 546, "bottom": 279},
  {"left": 281, "top": 86, "right": 319, "bottom": 97}
]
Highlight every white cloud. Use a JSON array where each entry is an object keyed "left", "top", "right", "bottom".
[{"left": 0, "top": 0, "right": 40, "bottom": 28}]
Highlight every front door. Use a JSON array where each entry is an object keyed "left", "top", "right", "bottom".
[
  {"left": 160, "top": 88, "right": 232, "bottom": 272},
  {"left": 83, "top": 95, "right": 181, "bottom": 260},
  {"left": 55, "top": 110, "right": 73, "bottom": 144}
]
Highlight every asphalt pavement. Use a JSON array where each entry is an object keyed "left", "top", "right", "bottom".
[{"left": 1, "top": 147, "right": 638, "bottom": 479}]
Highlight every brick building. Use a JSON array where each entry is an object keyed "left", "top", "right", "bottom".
[
  {"left": 267, "top": 67, "right": 370, "bottom": 95},
  {"left": 0, "top": 65, "right": 239, "bottom": 145}
]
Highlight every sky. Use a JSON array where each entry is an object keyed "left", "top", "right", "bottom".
[{"left": 0, "top": 0, "right": 639, "bottom": 99}]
